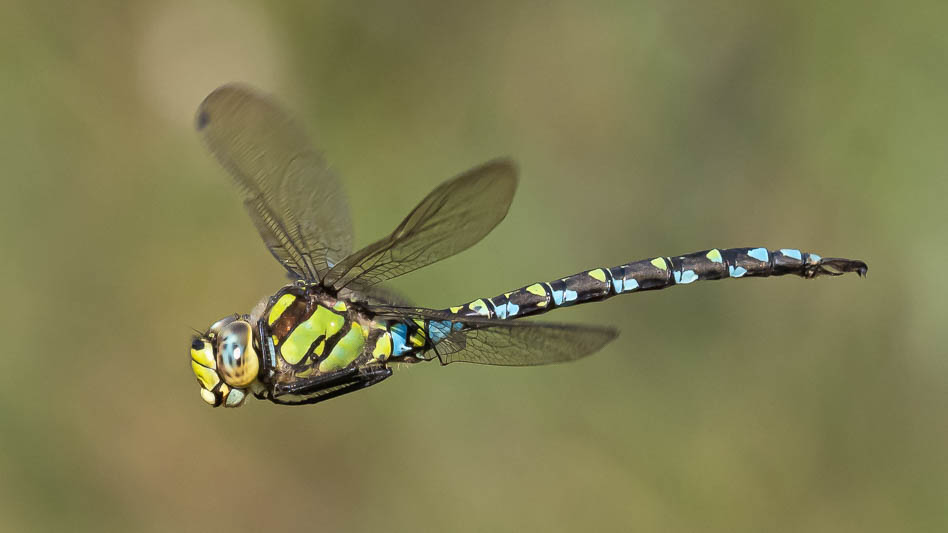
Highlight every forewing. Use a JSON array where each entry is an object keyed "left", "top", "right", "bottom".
[
  {"left": 371, "top": 306, "right": 618, "bottom": 366},
  {"left": 323, "top": 159, "right": 516, "bottom": 290},
  {"left": 196, "top": 84, "right": 353, "bottom": 282}
]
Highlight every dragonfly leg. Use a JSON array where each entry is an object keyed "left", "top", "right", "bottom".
[
  {"left": 270, "top": 366, "right": 393, "bottom": 405},
  {"left": 257, "top": 319, "right": 277, "bottom": 382}
]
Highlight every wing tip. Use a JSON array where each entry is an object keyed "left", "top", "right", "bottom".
[
  {"left": 195, "top": 83, "right": 271, "bottom": 132},
  {"left": 480, "top": 156, "right": 519, "bottom": 186}
]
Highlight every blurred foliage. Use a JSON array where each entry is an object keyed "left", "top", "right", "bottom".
[{"left": 0, "top": 1, "right": 945, "bottom": 531}]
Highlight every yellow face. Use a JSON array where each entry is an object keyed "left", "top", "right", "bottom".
[{"left": 190, "top": 315, "right": 260, "bottom": 407}]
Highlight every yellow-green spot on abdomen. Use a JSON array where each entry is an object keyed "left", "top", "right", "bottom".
[
  {"left": 449, "top": 306, "right": 462, "bottom": 313},
  {"left": 410, "top": 320, "right": 427, "bottom": 346},
  {"left": 268, "top": 293, "right": 296, "bottom": 325},
  {"left": 332, "top": 301, "right": 347, "bottom": 312},
  {"left": 526, "top": 283, "right": 547, "bottom": 297},
  {"left": 469, "top": 300, "right": 489, "bottom": 316},
  {"left": 526, "top": 284, "right": 549, "bottom": 307},
  {"left": 410, "top": 328, "right": 426, "bottom": 347},
  {"left": 650, "top": 257, "right": 667, "bottom": 270},
  {"left": 372, "top": 331, "right": 392, "bottom": 361},
  {"left": 706, "top": 249, "right": 723, "bottom": 263},
  {"left": 320, "top": 323, "right": 366, "bottom": 372},
  {"left": 588, "top": 269, "right": 607, "bottom": 282},
  {"left": 281, "top": 306, "right": 344, "bottom": 365}
]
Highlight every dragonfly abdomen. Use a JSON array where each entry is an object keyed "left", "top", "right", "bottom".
[{"left": 450, "top": 247, "right": 867, "bottom": 322}]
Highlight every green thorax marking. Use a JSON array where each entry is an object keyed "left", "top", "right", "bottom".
[
  {"left": 265, "top": 287, "right": 368, "bottom": 374},
  {"left": 281, "top": 305, "right": 344, "bottom": 364},
  {"left": 268, "top": 293, "right": 296, "bottom": 326},
  {"left": 320, "top": 322, "right": 367, "bottom": 372}
]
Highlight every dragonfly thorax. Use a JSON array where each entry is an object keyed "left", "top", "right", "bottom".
[
  {"left": 189, "top": 314, "right": 261, "bottom": 408},
  {"left": 262, "top": 286, "right": 371, "bottom": 380}
]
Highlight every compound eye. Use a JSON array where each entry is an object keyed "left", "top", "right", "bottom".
[
  {"left": 208, "top": 315, "right": 238, "bottom": 336},
  {"left": 216, "top": 320, "right": 259, "bottom": 387}
]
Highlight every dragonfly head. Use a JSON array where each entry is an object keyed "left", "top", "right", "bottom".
[{"left": 189, "top": 315, "right": 260, "bottom": 408}]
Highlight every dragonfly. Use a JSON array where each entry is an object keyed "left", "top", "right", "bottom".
[{"left": 189, "top": 84, "right": 868, "bottom": 407}]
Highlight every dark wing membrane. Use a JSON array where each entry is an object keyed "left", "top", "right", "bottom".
[
  {"left": 196, "top": 84, "right": 353, "bottom": 282},
  {"left": 323, "top": 159, "right": 517, "bottom": 290},
  {"left": 370, "top": 306, "right": 619, "bottom": 366}
]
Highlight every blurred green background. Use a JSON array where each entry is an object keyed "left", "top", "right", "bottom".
[{"left": 1, "top": 1, "right": 945, "bottom": 531}]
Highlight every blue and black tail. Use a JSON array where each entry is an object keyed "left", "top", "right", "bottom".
[{"left": 449, "top": 247, "right": 867, "bottom": 321}]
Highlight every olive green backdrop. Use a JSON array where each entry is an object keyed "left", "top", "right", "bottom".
[{"left": 0, "top": 1, "right": 944, "bottom": 532}]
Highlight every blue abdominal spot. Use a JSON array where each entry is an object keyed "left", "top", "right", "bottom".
[
  {"left": 748, "top": 248, "right": 769, "bottom": 262},
  {"left": 779, "top": 248, "right": 802, "bottom": 260}
]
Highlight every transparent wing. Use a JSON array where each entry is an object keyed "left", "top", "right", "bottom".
[
  {"left": 323, "top": 159, "right": 517, "bottom": 290},
  {"left": 370, "top": 306, "right": 618, "bottom": 366},
  {"left": 430, "top": 319, "right": 618, "bottom": 366},
  {"left": 196, "top": 84, "right": 353, "bottom": 282}
]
